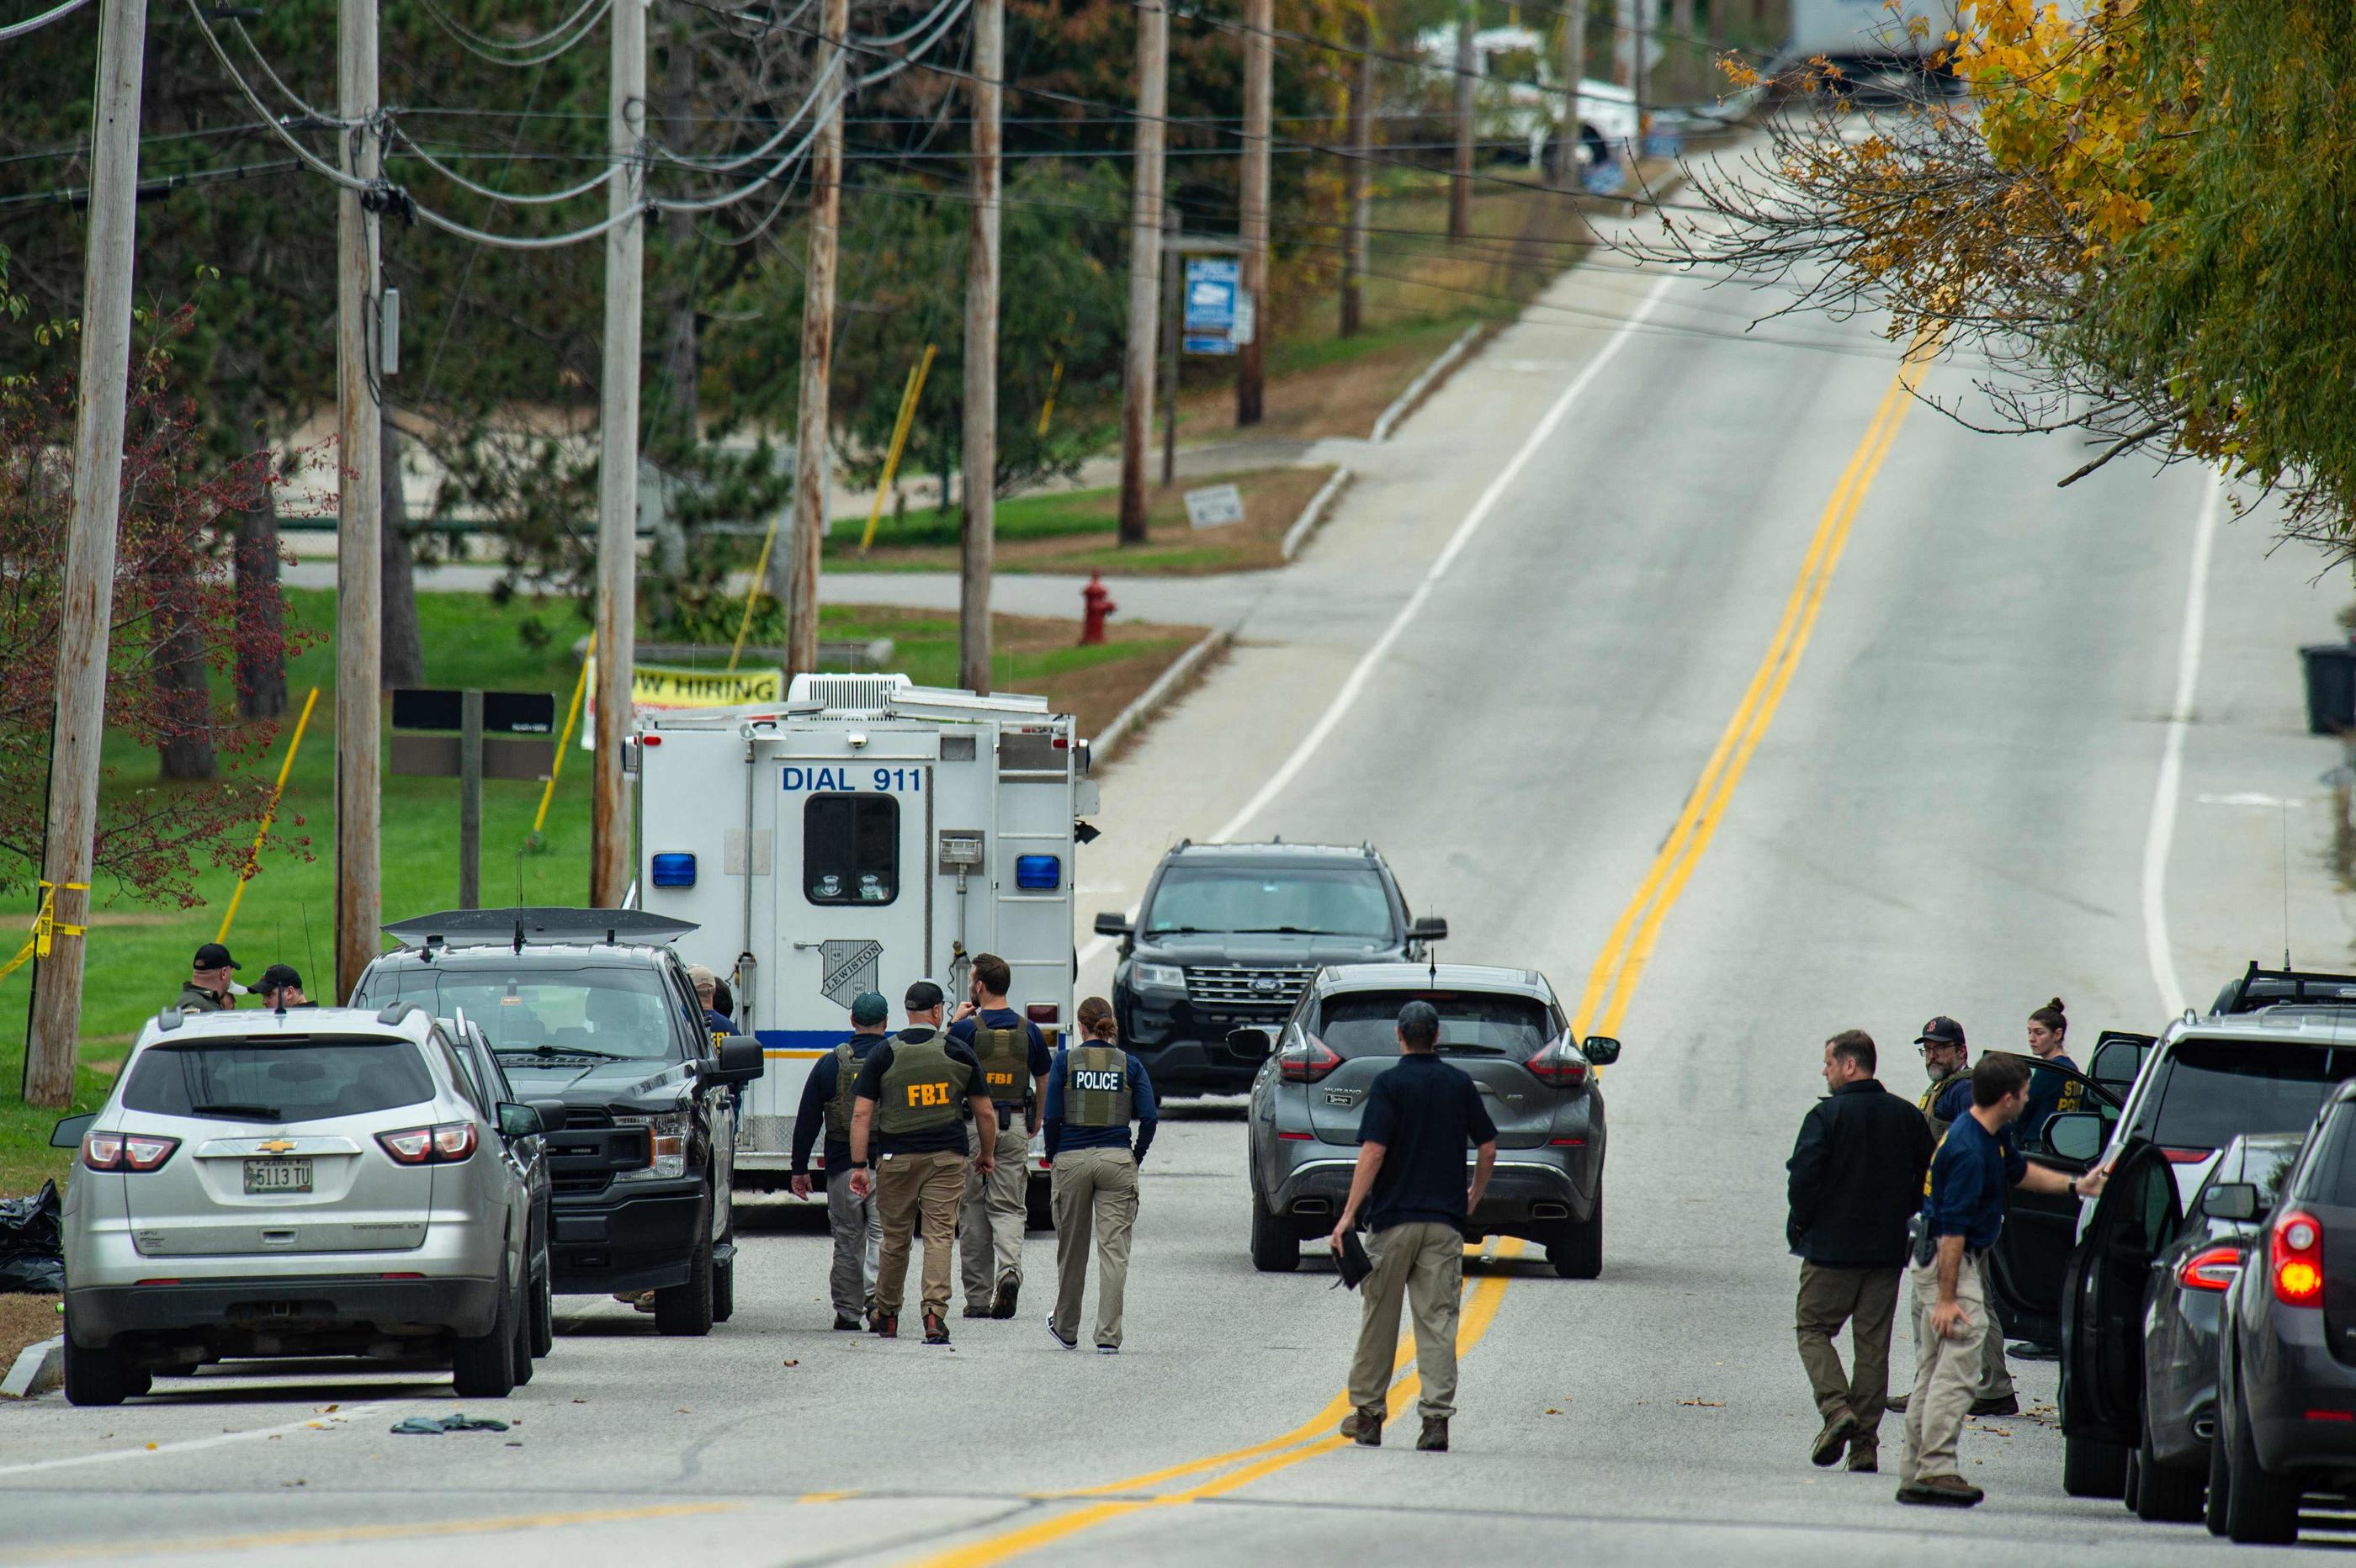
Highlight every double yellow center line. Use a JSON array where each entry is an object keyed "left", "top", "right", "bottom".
[{"left": 919, "top": 338, "right": 1936, "bottom": 1568}]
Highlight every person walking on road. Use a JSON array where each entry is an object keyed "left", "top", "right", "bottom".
[
  {"left": 1898, "top": 1013, "right": 2019, "bottom": 1417},
  {"left": 1331, "top": 1001, "right": 1498, "bottom": 1454},
  {"left": 1787, "top": 1030, "right": 1934, "bottom": 1475},
  {"left": 1042, "top": 997, "right": 1159, "bottom": 1354},
  {"left": 1897, "top": 1054, "right": 2108, "bottom": 1507},
  {"left": 947, "top": 954, "right": 1055, "bottom": 1321},
  {"left": 849, "top": 981, "right": 998, "bottom": 1345},
  {"left": 176, "top": 943, "right": 238, "bottom": 1014},
  {"left": 792, "top": 992, "right": 891, "bottom": 1330}
]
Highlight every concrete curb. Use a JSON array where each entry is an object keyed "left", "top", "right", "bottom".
[
  {"left": 1280, "top": 468, "right": 1352, "bottom": 562},
  {"left": 2, "top": 1334, "right": 63, "bottom": 1399},
  {"left": 1370, "top": 325, "right": 1483, "bottom": 445},
  {"left": 1092, "top": 629, "right": 1232, "bottom": 765}
]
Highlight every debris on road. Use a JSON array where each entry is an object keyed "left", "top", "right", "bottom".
[
  {"left": 390, "top": 1415, "right": 512, "bottom": 1436},
  {"left": 1675, "top": 1399, "right": 1724, "bottom": 1408}
]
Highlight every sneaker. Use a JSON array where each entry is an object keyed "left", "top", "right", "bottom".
[
  {"left": 991, "top": 1276, "right": 1021, "bottom": 1320},
  {"left": 1417, "top": 1417, "right": 1449, "bottom": 1452},
  {"left": 2008, "top": 1340, "right": 2061, "bottom": 1361},
  {"left": 1348, "top": 1404, "right": 1384, "bottom": 1448},
  {"left": 1811, "top": 1411, "right": 1858, "bottom": 1468},
  {"left": 962, "top": 1305, "right": 993, "bottom": 1320},
  {"left": 1045, "top": 1314, "right": 1077, "bottom": 1350},
  {"left": 1970, "top": 1393, "right": 2019, "bottom": 1417},
  {"left": 628, "top": 1290, "right": 657, "bottom": 1314},
  {"left": 1096, "top": 1343, "right": 1119, "bottom": 1355},
  {"left": 872, "top": 1312, "right": 899, "bottom": 1339},
  {"left": 1896, "top": 1475, "right": 1984, "bottom": 1507},
  {"left": 832, "top": 1313, "right": 863, "bottom": 1332},
  {"left": 923, "top": 1311, "right": 951, "bottom": 1346}
]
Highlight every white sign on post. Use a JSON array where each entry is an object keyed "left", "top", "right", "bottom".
[{"left": 1184, "top": 483, "right": 1246, "bottom": 529}]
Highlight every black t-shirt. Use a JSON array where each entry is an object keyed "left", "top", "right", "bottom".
[
  {"left": 854, "top": 1028, "right": 982, "bottom": 1157},
  {"left": 1358, "top": 1053, "right": 1498, "bottom": 1232}
]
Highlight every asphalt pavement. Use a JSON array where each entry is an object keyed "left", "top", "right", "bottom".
[{"left": 5, "top": 192, "right": 2351, "bottom": 1565}]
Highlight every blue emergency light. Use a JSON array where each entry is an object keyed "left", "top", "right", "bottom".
[
  {"left": 650, "top": 853, "right": 698, "bottom": 888},
  {"left": 1014, "top": 855, "right": 1062, "bottom": 891}
]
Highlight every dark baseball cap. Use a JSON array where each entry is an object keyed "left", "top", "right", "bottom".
[
  {"left": 850, "top": 991, "right": 889, "bottom": 1025},
  {"left": 1914, "top": 1015, "right": 1966, "bottom": 1046},
  {"left": 257, "top": 963, "right": 303, "bottom": 993},
  {"left": 905, "top": 979, "right": 946, "bottom": 1012},
  {"left": 193, "top": 941, "right": 238, "bottom": 971}
]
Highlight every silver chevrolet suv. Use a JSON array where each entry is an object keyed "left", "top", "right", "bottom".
[{"left": 53, "top": 1002, "right": 555, "bottom": 1406}]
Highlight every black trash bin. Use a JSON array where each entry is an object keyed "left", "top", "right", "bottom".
[{"left": 2301, "top": 643, "right": 2356, "bottom": 735}]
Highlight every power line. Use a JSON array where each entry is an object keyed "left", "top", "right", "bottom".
[
  {"left": 0, "top": 0, "right": 90, "bottom": 42},
  {"left": 413, "top": 0, "right": 611, "bottom": 67}
]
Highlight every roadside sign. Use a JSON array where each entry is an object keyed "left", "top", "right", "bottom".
[
  {"left": 1185, "top": 483, "right": 1247, "bottom": 529},
  {"left": 392, "top": 688, "right": 556, "bottom": 736},
  {"left": 583, "top": 660, "right": 788, "bottom": 749},
  {"left": 1183, "top": 257, "right": 1240, "bottom": 356}
]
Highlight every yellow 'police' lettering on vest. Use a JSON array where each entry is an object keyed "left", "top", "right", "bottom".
[
  {"left": 905, "top": 1082, "right": 952, "bottom": 1108},
  {"left": 1075, "top": 1068, "right": 1124, "bottom": 1092}
]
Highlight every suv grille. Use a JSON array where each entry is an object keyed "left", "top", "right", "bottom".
[{"left": 1186, "top": 965, "right": 1316, "bottom": 1020}]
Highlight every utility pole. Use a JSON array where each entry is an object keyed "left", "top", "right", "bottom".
[
  {"left": 332, "top": 0, "right": 383, "bottom": 999},
  {"left": 1669, "top": 0, "right": 1692, "bottom": 100},
  {"left": 1450, "top": 0, "right": 1475, "bottom": 242},
  {"left": 958, "top": 0, "right": 1003, "bottom": 695},
  {"left": 782, "top": 0, "right": 849, "bottom": 667},
  {"left": 1632, "top": 0, "right": 1648, "bottom": 151},
  {"left": 590, "top": 0, "right": 645, "bottom": 910},
  {"left": 1557, "top": 0, "right": 1584, "bottom": 189},
  {"left": 1234, "top": 0, "right": 1271, "bottom": 427},
  {"left": 1159, "top": 209, "right": 1179, "bottom": 487},
  {"left": 24, "top": 0, "right": 147, "bottom": 1104},
  {"left": 1341, "top": 11, "right": 1371, "bottom": 338},
  {"left": 1117, "top": 0, "right": 1168, "bottom": 545}
]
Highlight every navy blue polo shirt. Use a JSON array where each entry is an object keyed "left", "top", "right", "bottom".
[
  {"left": 1922, "top": 1110, "right": 2027, "bottom": 1252},
  {"left": 1358, "top": 1053, "right": 1498, "bottom": 1233},
  {"left": 947, "top": 1008, "right": 1055, "bottom": 1115}
]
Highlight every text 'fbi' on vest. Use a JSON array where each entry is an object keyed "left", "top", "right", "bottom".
[{"left": 905, "top": 1082, "right": 954, "bottom": 1107}]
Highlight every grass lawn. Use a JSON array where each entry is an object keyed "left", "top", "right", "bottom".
[
  {"left": 832, "top": 467, "right": 1334, "bottom": 575},
  {"left": 0, "top": 590, "right": 1199, "bottom": 1194},
  {"left": 0, "top": 1293, "right": 61, "bottom": 1369}
]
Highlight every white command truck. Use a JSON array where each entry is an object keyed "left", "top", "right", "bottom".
[{"left": 632, "top": 673, "right": 1097, "bottom": 1203}]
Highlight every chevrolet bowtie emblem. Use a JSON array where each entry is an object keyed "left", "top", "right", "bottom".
[{"left": 257, "top": 1139, "right": 296, "bottom": 1154}]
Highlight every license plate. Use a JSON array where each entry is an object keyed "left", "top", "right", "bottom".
[{"left": 242, "top": 1157, "right": 312, "bottom": 1195}]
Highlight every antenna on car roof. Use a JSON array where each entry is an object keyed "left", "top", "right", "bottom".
[
  {"left": 513, "top": 918, "right": 525, "bottom": 955},
  {"left": 2282, "top": 799, "right": 2294, "bottom": 971}
]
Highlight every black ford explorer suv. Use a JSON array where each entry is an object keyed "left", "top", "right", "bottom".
[
  {"left": 350, "top": 908, "right": 762, "bottom": 1336},
  {"left": 1094, "top": 841, "right": 1445, "bottom": 1096}
]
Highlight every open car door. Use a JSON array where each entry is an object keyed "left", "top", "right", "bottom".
[
  {"left": 2058, "top": 1140, "right": 2183, "bottom": 1443},
  {"left": 2088, "top": 1030, "right": 2157, "bottom": 1104},
  {"left": 1982, "top": 1057, "right": 2123, "bottom": 1344}
]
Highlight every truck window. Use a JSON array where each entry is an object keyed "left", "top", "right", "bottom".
[{"left": 806, "top": 793, "right": 898, "bottom": 906}]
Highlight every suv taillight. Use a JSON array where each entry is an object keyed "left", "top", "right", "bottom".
[
  {"left": 2272, "top": 1210, "right": 2325, "bottom": 1307},
  {"left": 1526, "top": 1036, "right": 1590, "bottom": 1087},
  {"left": 2178, "top": 1243, "right": 2244, "bottom": 1294},
  {"left": 82, "top": 1131, "right": 180, "bottom": 1173},
  {"left": 1278, "top": 1037, "right": 1342, "bottom": 1083},
  {"left": 376, "top": 1122, "right": 480, "bottom": 1165}
]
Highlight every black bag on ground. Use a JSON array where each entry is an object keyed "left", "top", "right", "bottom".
[{"left": 0, "top": 1181, "right": 65, "bottom": 1294}]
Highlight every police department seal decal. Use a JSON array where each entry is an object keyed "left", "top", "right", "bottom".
[{"left": 819, "top": 939, "right": 882, "bottom": 1008}]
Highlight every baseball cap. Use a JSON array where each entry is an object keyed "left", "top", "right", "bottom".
[
  {"left": 904, "top": 979, "right": 946, "bottom": 1012},
  {"left": 257, "top": 963, "right": 302, "bottom": 993},
  {"left": 686, "top": 963, "right": 717, "bottom": 992},
  {"left": 193, "top": 941, "right": 238, "bottom": 971},
  {"left": 850, "top": 991, "right": 889, "bottom": 1026},
  {"left": 1914, "top": 1015, "right": 1966, "bottom": 1046}
]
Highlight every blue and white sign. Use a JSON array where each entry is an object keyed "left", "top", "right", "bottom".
[{"left": 1183, "top": 257, "right": 1240, "bottom": 356}]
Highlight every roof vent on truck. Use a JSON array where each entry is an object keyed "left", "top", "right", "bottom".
[{"left": 788, "top": 673, "right": 913, "bottom": 716}]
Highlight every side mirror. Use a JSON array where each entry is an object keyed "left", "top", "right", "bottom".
[
  {"left": 2046, "top": 1111, "right": 2106, "bottom": 1163},
  {"left": 1579, "top": 1035, "right": 1621, "bottom": 1067},
  {"left": 496, "top": 1102, "right": 544, "bottom": 1139},
  {"left": 50, "top": 1112, "right": 96, "bottom": 1149},
  {"left": 1093, "top": 912, "right": 1133, "bottom": 938},
  {"left": 2199, "top": 1182, "right": 2261, "bottom": 1222},
  {"left": 1408, "top": 917, "right": 1448, "bottom": 944},
  {"left": 1226, "top": 1027, "right": 1273, "bottom": 1063},
  {"left": 704, "top": 1036, "right": 767, "bottom": 1084},
  {"left": 525, "top": 1098, "right": 569, "bottom": 1135}
]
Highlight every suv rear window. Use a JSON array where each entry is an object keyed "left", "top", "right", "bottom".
[
  {"left": 2140, "top": 1039, "right": 2356, "bottom": 1152},
  {"left": 1145, "top": 864, "right": 1392, "bottom": 939},
  {"left": 123, "top": 1038, "right": 435, "bottom": 1122},
  {"left": 361, "top": 961, "right": 685, "bottom": 1060},
  {"left": 1318, "top": 992, "right": 1552, "bottom": 1059}
]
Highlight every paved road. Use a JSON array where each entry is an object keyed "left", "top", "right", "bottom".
[{"left": 6, "top": 215, "right": 2349, "bottom": 1565}]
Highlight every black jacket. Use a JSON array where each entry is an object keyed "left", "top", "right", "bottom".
[{"left": 1786, "top": 1078, "right": 1936, "bottom": 1267}]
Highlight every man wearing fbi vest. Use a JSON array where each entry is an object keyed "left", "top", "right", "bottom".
[
  {"left": 948, "top": 953, "right": 1056, "bottom": 1322},
  {"left": 849, "top": 980, "right": 999, "bottom": 1345}
]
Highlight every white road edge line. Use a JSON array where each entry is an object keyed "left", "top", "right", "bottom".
[
  {"left": 0, "top": 1400, "right": 410, "bottom": 1479},
  {"left": 2141, "top": 480, "right": 2224, "bottom": 1021},
  {"left": 1074, "top": 273, "right": 1676, "bottom": 976}
]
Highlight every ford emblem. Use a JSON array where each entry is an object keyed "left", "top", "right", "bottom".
[{"left": 1252, "top": 977, "right": 1279, "bottom": 995}]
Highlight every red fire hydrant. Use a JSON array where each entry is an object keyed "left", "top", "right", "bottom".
[{"left": 1080, "top": 571, "right": 1116, "bottom": 646}]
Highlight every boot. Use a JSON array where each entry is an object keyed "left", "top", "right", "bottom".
[
  {"left": 871, "top": 1311, "right": 899, "bottom": 1339},
  {"left": 1417, "top": 1417, "right": 1449, "bottom": 1453},
  {"left": 1342, "top": 1405, "right": 1384, "bottom": 1448},
  {"left": 1896, "top": 1475, "right": 1984, "bottom": 1507},
  {"left": 1811, "top": 1411, "right": 1858, "bottom": 1468},
  {"left": 991, "top": 1274, "right": 1020, "bottom": 1319},
  {"left": 923, "top": 1311, "right": 952, "bottom": 1346}
]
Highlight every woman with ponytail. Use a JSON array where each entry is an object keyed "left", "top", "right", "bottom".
[{"left": 1040, "top": 997, "right": 1159, "bottom": 1352}]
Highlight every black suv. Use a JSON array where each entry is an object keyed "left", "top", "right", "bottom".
[
  {"left": 350, "top": 908, "right": 763, "bottom": 1336},
  {"left": 1094, "top": 841, "right": 1445, "bottom": 1096}
]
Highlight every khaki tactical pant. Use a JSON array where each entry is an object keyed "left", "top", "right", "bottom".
[
  {"left": 1899, "top": 1250, "right": 1990, "bottom": 1485},
  {"left": 873, "top": 1151, "right": 968, "bottom": 1318},
  {"left": 1795, "top": 1262, "right": 1901, "bottom": 1457},
  {"left": 1347, "top": 1222, "right": 1464, "bottom": 1422},
  {"left": 1051, "top": 1147, "right": 1138, "bottom": 1348},
  {"left": 1979, "top": 1293, "right": 2015, "bottom": 1400},
  {"left": 960, "top": 1118, "right": 1033, "bottom": 1310},
  {"left": 825, "top": 1170, "right": 882, "bottom": 1320}
]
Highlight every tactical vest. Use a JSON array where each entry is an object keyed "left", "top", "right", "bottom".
[
  {"left": 1920, "top": 1067, "right": 1963, "bottom": 1136},
  {"left": 971, "top": 1024, "right": 1032, "bottom": 1105},
  {"left": 875, "top": 1030, "right": 972, "bottom": 1136},
  {"left": 824, "top": 1039, "right": 866, "bottom": 1142},
  {"left": 1063, "top": 1043, "right": 1133, "bottom": 1129}
]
